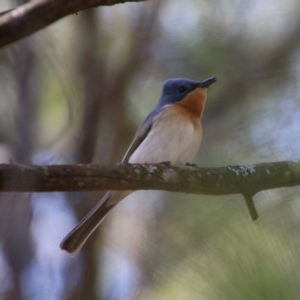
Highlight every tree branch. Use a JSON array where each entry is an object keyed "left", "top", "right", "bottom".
[
  {"left": 0, "top": 0, "right": 145, "bottom": 48},
  {"left": 0, "top": 161, "right": 299, "bottom": 194}
]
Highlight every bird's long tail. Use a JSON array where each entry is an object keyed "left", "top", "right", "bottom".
[{"left": 60, "top": 191, "right": 130, "bottom": 254}]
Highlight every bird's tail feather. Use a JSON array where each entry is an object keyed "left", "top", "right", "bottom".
[{"left": 60, "top": 191, "right": 129, "bottom": 254}]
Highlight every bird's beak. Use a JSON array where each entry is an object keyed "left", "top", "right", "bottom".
[{"left": 198, "top": 76, "right": 217, "bottom": 88}]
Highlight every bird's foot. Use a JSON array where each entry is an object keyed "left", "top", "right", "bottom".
[
  {"left": 159, "top": 161, "right": 171, "bottom": 166},
  {"left": 186, "top": 162, "right": 198, "bottom": 167}
]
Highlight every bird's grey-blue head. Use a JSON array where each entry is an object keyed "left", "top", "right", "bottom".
[{"left": 158, "top": 77, "right": 216, "bottom": 107}]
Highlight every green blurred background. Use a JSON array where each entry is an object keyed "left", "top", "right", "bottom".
[{"left": 0, "top": 0, "right": 300, "bottom": 299}]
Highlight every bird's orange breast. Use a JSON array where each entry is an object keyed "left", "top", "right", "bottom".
[{"left": 176, "top": 87, "right": 207, "bottom": 119}]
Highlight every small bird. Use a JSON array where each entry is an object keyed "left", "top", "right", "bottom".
[{"left": 60, "top": 76, "right": 216, "bottom": 253}]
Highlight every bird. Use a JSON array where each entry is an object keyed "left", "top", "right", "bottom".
[{"left": 60, "top": 76, "right": 216, "bottom": 253}]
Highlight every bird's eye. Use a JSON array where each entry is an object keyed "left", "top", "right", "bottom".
[{"left": 178, "top": 85, "right": 187, "bottom": 93}]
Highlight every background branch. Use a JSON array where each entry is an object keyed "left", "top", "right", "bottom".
[
  {"left": 0, "top": 160, "right": 299, "bottom": 195},
  {"left": 0, "top": 0, "right": 145, "bottom": 48}
]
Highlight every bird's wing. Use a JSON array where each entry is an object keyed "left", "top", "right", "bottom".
[{"left": 121, "top": 107, "right": 162, "bottom": 163}]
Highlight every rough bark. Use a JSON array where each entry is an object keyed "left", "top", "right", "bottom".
[{"left": 0, "top": 161, "right": 299, "bottom": 195}]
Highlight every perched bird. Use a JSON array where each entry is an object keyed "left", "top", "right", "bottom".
[{"left": 60, "top": 77, "right": 216, "bottom": 253}]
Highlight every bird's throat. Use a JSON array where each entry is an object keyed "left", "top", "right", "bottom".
[{"left": 177, "top": 88, "right": 207, "bottom": 118}]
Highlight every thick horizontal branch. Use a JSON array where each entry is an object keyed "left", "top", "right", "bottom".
[
  {"left": 0, "top": 0, "right": 145, "bottom": 48},
  {"left": 0, "top": 161, "right": 299, "bottom": 196}
]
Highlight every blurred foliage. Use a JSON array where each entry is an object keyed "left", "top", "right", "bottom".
[{"left": 0, "top": 0, "right": 300, "bottom": 299}]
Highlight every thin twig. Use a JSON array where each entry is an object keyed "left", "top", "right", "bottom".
[{"left": 242, "top": 194, "right": 259, "bottom": 221}]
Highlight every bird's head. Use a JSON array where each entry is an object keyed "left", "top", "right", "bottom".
[
  {"left": 158, "top": 77, "right": 216, "bottom": 116},
  {"left": 159, "top": 77, "right": 216, "bottom": 106}
]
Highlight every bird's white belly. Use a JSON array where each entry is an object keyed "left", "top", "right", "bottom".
[{"left": 129, "top": 109, "right": 202, "bottom": 165}]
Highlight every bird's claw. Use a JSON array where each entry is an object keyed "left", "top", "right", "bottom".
[
  {"left": 186, "top": 162, "right": 198, "bottom": 167},
  {"left": 159, "top": 161, "right": 171, "bottom": 166}
]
